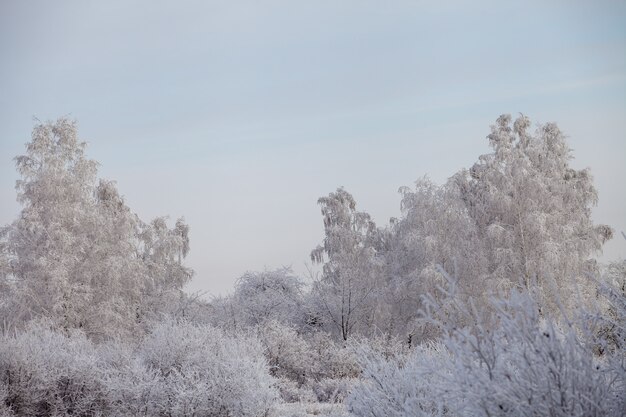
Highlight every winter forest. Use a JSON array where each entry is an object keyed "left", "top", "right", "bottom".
[{"left": 0, "top": 114, "right": 624, "bottom": 417}]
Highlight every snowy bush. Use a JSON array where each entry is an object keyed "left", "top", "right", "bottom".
[
  {"left": 307, "top": 377, "right": 355, "bottom": 403},
  {"left": 259, "top": 320, "right": 314, "bottom": 385},
  {"left": 0, "top": 319, "right": 279, "bottom": 417},
  {"left": 258, "top": 321, "right": 358, "bottom": 403},
  {"left": 433, "top": 291, "right": 624, "bottom": 416},
  {"left": 110, "top": 319, "right": 278, "bottom": 417},
  {"left": 307, "top": 332, "right": 360, "bottom": 381},
  {"left": 347, "top": 343, "right": 450, "bottom": 417},
  {"left": 596, "top": 259, "right": 626, "bottom": 354},
  {"left": 349, "top": 282, "right": 626, "bottom": 417},
  {"left": 0, "top": 321, "right": 110, "bottom": 417},
  {"left": 271, "top": 401, "right": 351, "bottom": 417}
]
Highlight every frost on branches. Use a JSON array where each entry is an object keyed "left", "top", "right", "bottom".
[
  {"left": 0, "top": 320, "right": 277, "bottom": 417},
  {"left": 348, "top": 274, "right": 626, "bottom": 417},
  {"left": 0, "top": 119, "right": 192, "bottom": 340},
  {"left": 310, "top": 188, "right": 384, "bottom": 341},
  {"left": 0, "top": 115, "right": 623, "bottom": 417}
]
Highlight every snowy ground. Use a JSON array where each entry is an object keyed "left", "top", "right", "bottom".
[{"left": 272, "top": 402, "right": 350, "bottom": 417}]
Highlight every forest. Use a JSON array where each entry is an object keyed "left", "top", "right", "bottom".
[{"left": 0, "top": 115, "right": 624, "bottom": 416}]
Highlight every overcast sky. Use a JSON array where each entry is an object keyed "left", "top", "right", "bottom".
[{"left": 1, "top": 0, "right": 625, "bottom": 295}]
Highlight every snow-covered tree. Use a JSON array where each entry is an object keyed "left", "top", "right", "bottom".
[
  {"left": 389, "top": 115, "right": 613, "bottom": 324},
  {"left": 234, "top": 267, "right": 305, "bottom": 327},
  {"left": 0, "top": 119, "right": 192, "bottom": 340},
  {"left": 1, "top": 113, "right": 621, "bottom": 416},
  {"left": 384, "top": 177, "right": 488, "bottom": 340},
  {"left": 0, "top": 119, "right": 100, "bottom": 333},
  {"left": 135, "top": 216, "right": 193, "bottom": 325},
  {"left": 311, "top": 188, "right": 382, "bottom": 341},
  {"left": 453, "top": 114, "right": 612, "bottom": 312},
  {"left": 204, "top": 267, "right": 306, "bottom": 335}
]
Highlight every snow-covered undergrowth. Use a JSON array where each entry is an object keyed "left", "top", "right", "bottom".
[
  {"left": 2, "top": 283, "right": 623, "bottom": 417},
  {"left": 0, "top": 320, "right": 277, "bottom": 417},
  {"left": 271, "top": 402, "right": 351, "bottom": 417},
  {"left": 348, "top": 284, "right": 626, "bottom": 417}
]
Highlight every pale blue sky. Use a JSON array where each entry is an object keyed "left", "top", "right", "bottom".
[{"left": 1, "top": 1, "right": 625, "bottom": 295}]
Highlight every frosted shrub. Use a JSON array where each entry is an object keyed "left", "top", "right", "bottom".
[
  {"left": 260, "top": 320, "right": 314, "bottom": 385},
  {"left": 111, "top": 319, "right": 277, "bottom": 417},
  {"left": 296, "top": 332, "right": 360, "bottom": 403},
  {"left": 347, "top": 343, "right": 450, "bottom": 417},
  {"left": 258, "top": 321, "right": 359, "bottom": 403},
  {"left": 307, "top": 377, "right": 355, "bottom": 403},
  {"left": 0, "top": 321, "right": 110, "bottom": 417},
  {"left": 307, "top": 332, "right": 360, "bottom": 381},
  {"left": 0, "top": 377, "right": 13, "bottom": 417},
  {"left": 350, "top": 283, "right": 625, "bottom": 417},
  {"left": 596, "top": 260, "right": 626, "bottom": 354},
  {"left": 432, "top": 290, "right": 624, "bottom": 416}
]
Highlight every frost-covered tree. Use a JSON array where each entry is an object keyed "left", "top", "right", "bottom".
[
  {"left": 311, "top": 188, "right": 382, "bottom": 341},
  {"left": 453, "top": 114, "right": 612, "bottom": 312},
  {"left": 234, "top": 267, "right": 305, "bottom": 327},
  {"left": 205, "top": 268, "right": 306, "bottom": 334},
  {"left": 383, "top": 177, "right": 488, "bottom": 340},
  {"left": 0, "top": 118, "right": 192, "bottom": 340},
  {"left": 135, "top": 216, "right": 193, "bottom": 325},
  {"left": 390, "top": 115, "right": 613, "bottom": 323},
  {"left": 0, "top": 119, "right": 100, "bottom": 333}
]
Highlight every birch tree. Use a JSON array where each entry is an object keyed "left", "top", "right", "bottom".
[
  {"left": 453, "top": 114, "right": 612, "bottom": 312},
  {"left": 0, "top": 118, "right": 192, "bottom": 340},
  {"left": 311, "top": 188, "right": 382, "bottom": 341}
]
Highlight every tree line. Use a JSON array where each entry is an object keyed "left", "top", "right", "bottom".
[{"left": 0, "top": 115, "right": 623, "bottom": 416}]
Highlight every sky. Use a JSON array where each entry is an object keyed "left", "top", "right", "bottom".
[{"left": 1, "top": 0, "right": 625, "bottom": 296}]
